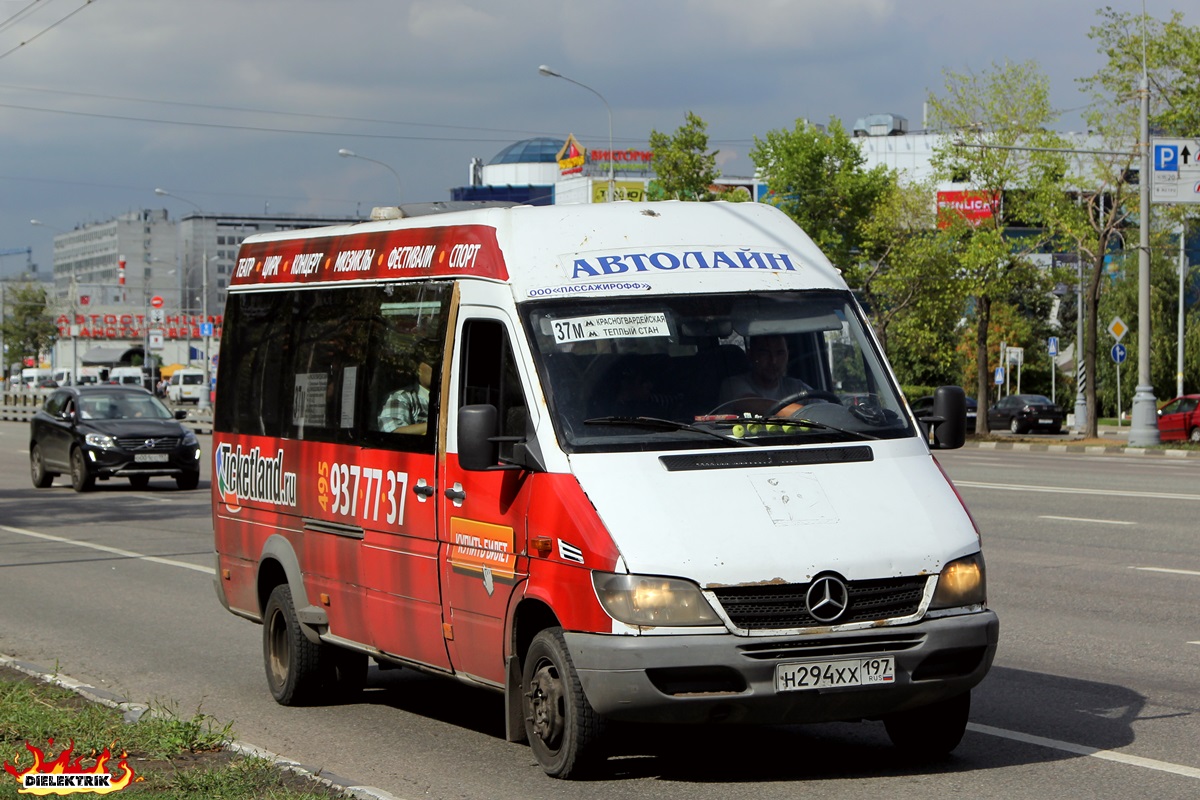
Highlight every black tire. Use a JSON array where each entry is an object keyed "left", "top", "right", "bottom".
[
  {"left": 884, "top": 690, "right": 970, "bottom": 758},
  {"left": 522, "top": 627, "right": 605, "bottom": 778},
  {"left": 70, "top": 448, "right": 95, "bottom": 492},
  {"left": 1009, "top": 418, "right": 1025, "bottom": 435},
  {"left": 263, "top": 584, "right": 327, "bottom": 705},
  {"left": 176, "top": 471, "right": 200, "bottom": 490},
  {"left": 128, "top": 475, "right": 151, "bottom": 490},
  {"left": 1189, "top": 427, "right": 1200, "bottom": 444},
  {"left": 30, "top": 444, "right": 54, "bottom": 488},
  {"left": 1048, "top": 423, "right": 1063, "bottom": 435}
]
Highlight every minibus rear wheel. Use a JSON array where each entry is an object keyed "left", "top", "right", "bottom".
[
  {"left": 883, "top": 689, "right": 970, "bottom": 758},
  {"left": 263, "top": 584, "right": 325, "bottom": 705},
  {"left": 522, "top": 627, "right": 605, "bottom": 778}
]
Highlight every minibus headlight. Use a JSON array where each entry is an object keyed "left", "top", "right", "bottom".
[
  {"left": 84, "top": 432, "right": 117, "bottom": 449},
  {"left": 592, "top": 573, "right": 720, "bottom": 627},
  {"left": 929, "top": 553, "right": 986, "bottom": 609}
]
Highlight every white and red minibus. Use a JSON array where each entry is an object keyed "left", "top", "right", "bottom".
[{"left": 212, "top": 201, "right": 997, "bottom": 778}]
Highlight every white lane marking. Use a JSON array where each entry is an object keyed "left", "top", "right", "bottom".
[
  {"left": 1039, "top": 515, "right": 1135, "bottom": 525},
  {"left": 1130, "top": 566, "right": 1200, "bottom": 577},
  {"left": 970, "top": 723, "right": 1200, "bottom": 779},
  {"left": 954, "top": 481, "right": 1200, "bottom": 502},
  {"left": 0, "top": 524, "right": 214, "bottom": 575}
]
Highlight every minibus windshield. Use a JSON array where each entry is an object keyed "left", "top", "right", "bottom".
[{"left": 522, "top": 290, "right": 915, "bottom": 453}]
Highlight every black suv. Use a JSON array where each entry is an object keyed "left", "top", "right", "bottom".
[{"left": 30, "top": 385, "right": 201, "bottom": 491}]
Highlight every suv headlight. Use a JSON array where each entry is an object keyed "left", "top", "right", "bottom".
[
  {"left": 84, "top": 432, "right": 117, "bottom": 449},
  {"left": 182, "top": 431, "right": 198, "bottom": 446},
  {"left": 929, "top": 552, "right": 986, "bottom": 609},
  {"left": 592, "top": 572, "right": 720, "bottom": 626}
]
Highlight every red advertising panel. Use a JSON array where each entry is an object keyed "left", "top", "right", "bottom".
[
  {"left": 231, "top": 224, "right": 507, "bottom": 287},
  {"left": 937, "top": 191, "right": 1000, "bottom": 228}
]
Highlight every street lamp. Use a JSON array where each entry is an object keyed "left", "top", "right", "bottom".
[
  {"left": 538, "top": 64, "right": 615, "bottom": 203},
  {"left": 337, "top": 148, "right": 403, "bottom": 202},
  {"left": 154, "top": 188, "right": 213, "bottom": 410}
]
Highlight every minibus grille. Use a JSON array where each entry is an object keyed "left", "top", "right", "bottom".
[
  {"left": 116, "top": 436, "right": 181, "bottom": 451},
  {"left": 710, "top": 577, "right": 928, "bottom": 630}
]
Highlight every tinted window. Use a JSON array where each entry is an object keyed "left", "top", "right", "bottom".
[{"left": 216, "top": 282, "right": 451, "bottom": 455}]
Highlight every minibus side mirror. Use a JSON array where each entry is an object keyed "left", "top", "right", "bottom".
[
  {"left": 459, "top": 404, "right": 499, "bottom": 470},
  {"left": 929, "top": 385, "right": 966, "bottom": 450}
]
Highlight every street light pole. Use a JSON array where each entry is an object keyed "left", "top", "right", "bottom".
[
  {"left": 1128, "top": 77, "right": 1159, "bottom": 446},
  {"left": 154, "top": 188, "right": 213, "bottom": 410},
  {"left": 337, "top": 149, "right": 403, "bottom": 202},
  {"left": 538, "top": 65, "right": 615, "bottom": 202}
]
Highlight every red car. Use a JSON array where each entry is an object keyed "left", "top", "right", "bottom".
[{"left": 1157, "top": 394, "right": 1200, "bottom": 443}]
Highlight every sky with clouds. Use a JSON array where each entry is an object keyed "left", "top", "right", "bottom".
[{"left": 1, "top": 0, "right": 1194, "bottom": 277}]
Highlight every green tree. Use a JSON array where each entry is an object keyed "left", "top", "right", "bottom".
[
  {"left": 647, "top": 111, "right": 720, "bottom": 201},
  {"left": 926, "top": 59, "right": 1067, "bottom": 434},
  {"left": 749, "top": 117, "right": 892, "bottom": 268},
  {"left": 853, "top": 176, "right": 967, "bottom": 386},
  {"left": 1, "top": 282, "right": 59, "bottom": 371}
]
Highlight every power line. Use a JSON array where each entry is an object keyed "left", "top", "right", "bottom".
[{"left": 0, "top": 0, "right": 96, "bottom": 63}]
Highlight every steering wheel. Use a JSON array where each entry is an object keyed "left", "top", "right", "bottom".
[{"left": 766, "top": 390, "right": 842, "bottom": 417}]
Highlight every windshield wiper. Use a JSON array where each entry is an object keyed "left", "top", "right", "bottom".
[{"left": 584, "top": 416, "right": 755, "bottom": 447}]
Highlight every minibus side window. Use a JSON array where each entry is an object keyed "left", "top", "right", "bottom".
[
  {"left": 459, "top": 319, "right": 527, "bottom": 459},
  {"left": 362, "top": 282, "right": 451, "bottom": 454},
  {"left": 214, "top": 291, "right": 290, "bottom": 437},
  {"left": 285, "top": 288, "right": 373, "bottom": 443}
]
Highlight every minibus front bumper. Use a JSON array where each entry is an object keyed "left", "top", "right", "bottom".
[{"left": 563, "top": 610, "right": 999, "bottom": 725}]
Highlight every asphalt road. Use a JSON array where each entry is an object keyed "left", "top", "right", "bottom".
[{"left": 1, "top": 420, "right": 1198, "bottom": 799}]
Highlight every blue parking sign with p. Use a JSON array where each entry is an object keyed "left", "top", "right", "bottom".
[{"left": 1155, "top": 144, "right": 1178, "bottom": 171}]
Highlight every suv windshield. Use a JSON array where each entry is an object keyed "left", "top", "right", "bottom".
[{"left": 522, "top": 290, "right": 914, "bottom": 453}]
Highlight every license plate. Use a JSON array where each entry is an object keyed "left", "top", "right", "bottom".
[
  {"left": 775, "top": 656, "right": 895, "bottom": 692},
  {"left": 1038, "top": 418, "right": 1052, "bottom": 424},
  {"left": 134, "top": 453, "right": 169, "bottom": 462}
]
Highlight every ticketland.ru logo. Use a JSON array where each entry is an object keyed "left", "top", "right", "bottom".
[{"left": 3, "top": 739, "right": 137, "bottom": 795}]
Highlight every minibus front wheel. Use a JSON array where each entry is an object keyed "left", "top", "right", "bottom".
[
  {"left": 522, "top": 627, "right": 605, "bottom": 778},
  {"left": 263, "top": 584, "right": 325, "bottom": 705}
]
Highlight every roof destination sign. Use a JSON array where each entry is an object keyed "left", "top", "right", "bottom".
[{"left": 1151, "top": 137, "right": 1200, "bottom": 205}]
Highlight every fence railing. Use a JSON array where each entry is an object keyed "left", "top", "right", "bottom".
[{"left": 1, "top": 392, "right": 213, "bottom": 433}]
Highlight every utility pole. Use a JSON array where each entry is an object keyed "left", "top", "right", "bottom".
[{"left": 1128, "top": 76, "right": 1160, "bottom": 446}]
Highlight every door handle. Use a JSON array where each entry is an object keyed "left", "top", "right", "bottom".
[
  {"left": 444, "top": 483, "right": 466, "bottom": 505},
  {"left": 412, "top": 480, "right": 435, "bottom": 499}
]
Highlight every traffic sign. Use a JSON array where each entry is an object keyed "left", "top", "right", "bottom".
[
  {"left": 149, "top": 308, "right": 165, "bottom": 324},
  {"left": 1111, "top": 343, "right": 1127, "bottom": 364},
  {"left": 1150, "top": 137, "right": 1200, "bottom": 205},
  {"left": 1108, "top": 317, "right": 1128, "bottom": 342},
  {"left": 1048, "top": 336, "right": 1059, "bottom": 356},
  {"left": 150, "top": 295, "right": 164, "bottom": 309},
  {"left": 149, "top": 329, "right": 165, "bottom": 350},
  {"left": 200, "top": 322, "right": 214, "bottom": 337},
  {"left": 994, "top": 366, "right": 1004, "bottom": 385}
]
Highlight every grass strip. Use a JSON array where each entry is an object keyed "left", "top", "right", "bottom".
[{"left": 0, "top": 668, "right": 340, "bottom": 799}]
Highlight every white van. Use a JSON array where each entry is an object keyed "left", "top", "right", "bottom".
[
  {"left": 212, "top": 201, "right": 997, "bottom": 778},
  {"left": 19, "top": 367, "right": 54, "bottom": 389},
  {"left": 108, "top": 366, "right": 147, "bottom": 388},
  {"left": 52, "top": 367, "right": 103, "bottom": 386},
  {"left": 167, "top": 369, "right": 206, "bottom": 404}
]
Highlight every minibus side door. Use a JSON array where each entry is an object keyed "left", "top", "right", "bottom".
[{"left": 438, "top": 314, "right": 532, "bottom": 686}]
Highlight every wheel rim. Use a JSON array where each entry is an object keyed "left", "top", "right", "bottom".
[
  {"left": 266, "top": 608, "right": 290, "bottom": 687},
  {"left": 1010, "top": 419, "right": 1020, "bottom": 433},
  {"left": 31, "top": 448, "right": 43, "bottom": 482},
  {"left": 526, "top": 658, "right": 566, "bottom": 752},
  {"left": 1191, "top": 428, "right": 1200, "bottom": 443},
  {"left": 71, "top": 451, "right": 86, "bottom": 486}
]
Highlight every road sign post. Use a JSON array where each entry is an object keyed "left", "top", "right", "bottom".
[{"left": 1112, "top": 343, "right": 1127, "bottom": 427}]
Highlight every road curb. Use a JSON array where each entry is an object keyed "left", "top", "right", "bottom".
[
  {"left": 0, "top": 653, "right": 406, "bottom": 800},
  {"left": 966, "top": 439, "right": 1200, "bottom": 457}
]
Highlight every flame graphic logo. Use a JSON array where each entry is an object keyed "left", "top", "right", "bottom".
[
  {"left": 3, "top": 739, "right": 138, "bottom": 795},
  {"left": 214, "top": 445, "right": 241, "bottom": 513}
]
